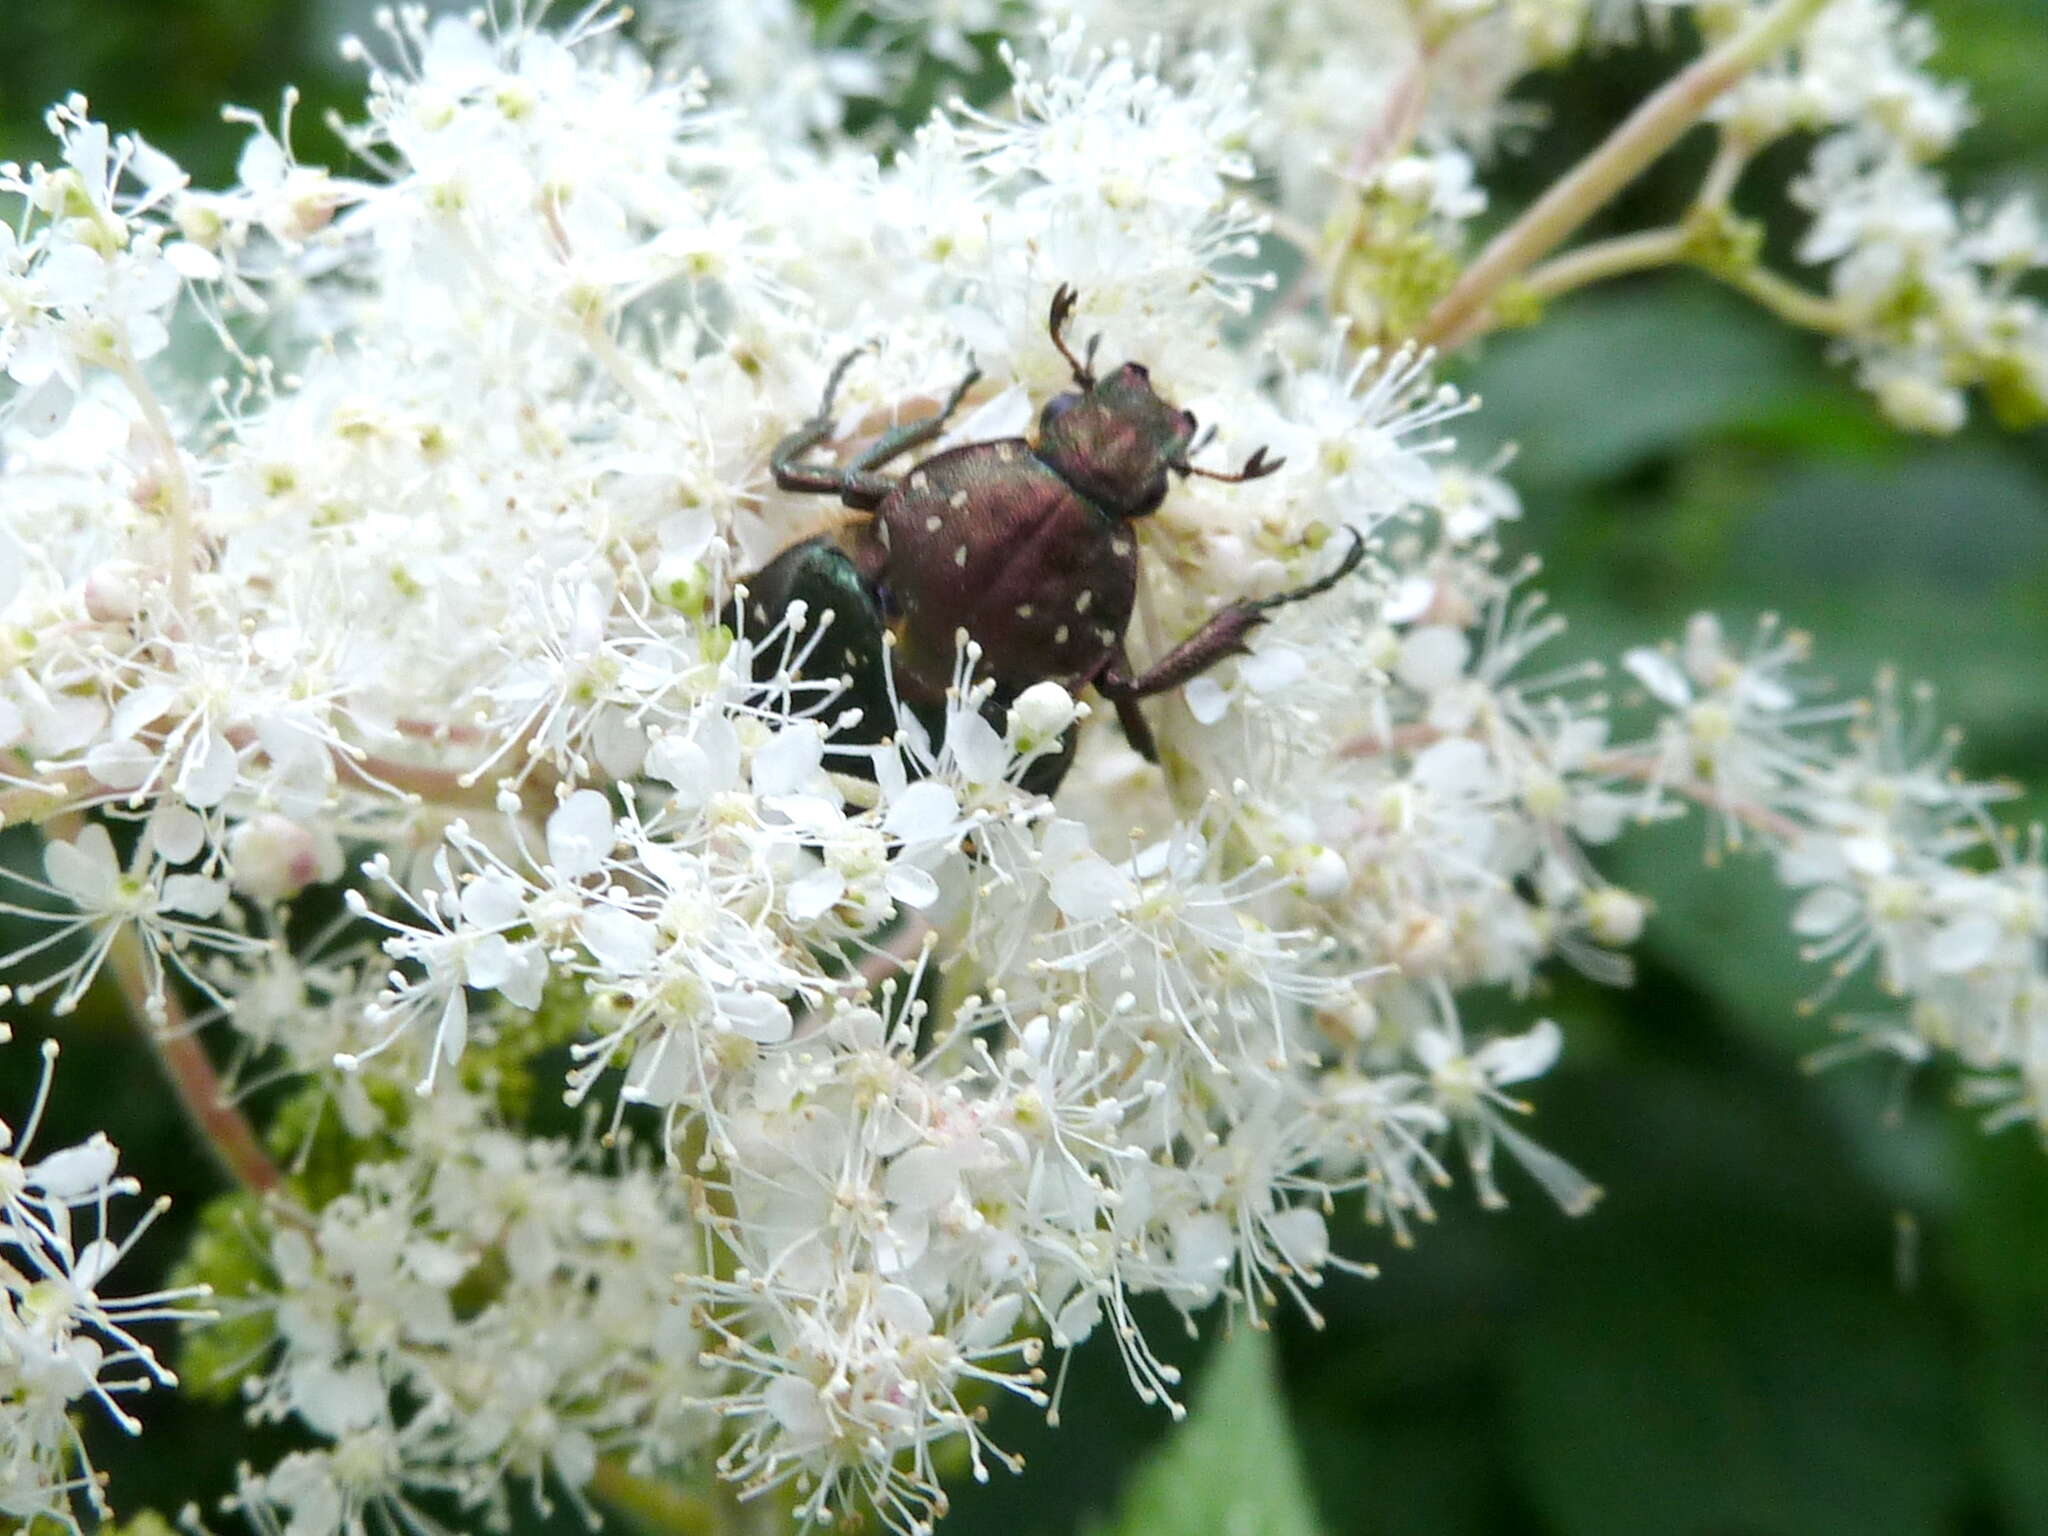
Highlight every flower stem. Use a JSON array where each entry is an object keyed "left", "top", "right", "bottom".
[
  {"left": 114, "top": 351, "right": 198, "bottom": 619},
  {"left": 1588, "top": 751, "right": 1805, "bottom": 842},
  {"left": 0, "top": 776, "right": 79, "bottom": 828},
  {"left": 1417, "top": 0, "right": 1836, "bottom": 349},
  {"left": 1512, "top": 226, "right": 1857, "bottom": 336},
  {"left": 1519, "top": 226, "right": 1691, "bottom": 302},
  {"left": 104, "top": 918, "right": 283, "bottom": 1197},
  {"left": 1713, "top": 262, "right": 1857, "bottom": 336}
]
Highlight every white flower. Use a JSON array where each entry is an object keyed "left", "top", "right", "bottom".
[
  {"left": 1415, "top": 1016, "right": 1601, "bottom": 1215},
  {"left": 1, "top": 1037, "right": 210, "bottom": 1529},
  {"left": 2, "top": 4, "right": 2040, "bottom": 1531},
  {"left": 0, "top": 820, "right": 252, "bottom": 1018}
]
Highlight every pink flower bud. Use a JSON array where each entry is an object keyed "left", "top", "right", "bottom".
[{"left": 229, "top": 813, "right": 341, "bottom": 901}]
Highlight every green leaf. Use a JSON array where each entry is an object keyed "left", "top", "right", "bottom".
[
  {"left": 1091, "top": 1328, "right": 1322, "bottom": 1536},
  {"left": 1976, "top": 1315, "right": 2048, "bottom": 1536},
  {"left": 1510, "top": 1255, "right": 1967, "bottom": 1536},
  {"left": 1457, "top": 283, "right": 1815, "bottom": 489}
]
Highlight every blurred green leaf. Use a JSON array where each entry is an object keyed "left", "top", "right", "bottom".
[
  {"left": 1976, "top": 1314, "right": 2048, "bottom": 1536},
  {"left": 1090, "top": 1328, "right": 1322, "bottom": 1536},
  {"left": 1510, "top": 1258, "right": 1967, "bottom": 1536},
  {"left": 1459, "top": 284, "right": 1815, "bottom": 489},
  {"left": 1745, "top": 447, "right": 2048, "bottom": 593}
]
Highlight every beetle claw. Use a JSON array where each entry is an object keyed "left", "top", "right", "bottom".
[
  {"left": 1180, "top": 440, "right": 1285, "bottom": 484},
  {"left": 1048, "top": 283, "right": 1096, "bottom": 387},
  {"left": 1242, "top": 446, "right": 1283, "bottom": 480},
  {"left": 1249, "top": 526, "right": 1366, "bottom": 615}
]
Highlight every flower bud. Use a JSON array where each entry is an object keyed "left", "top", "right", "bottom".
[
  {"left": 1391, "top": 911, "right": 1452, "bottom": 974},
  {"left": 1297, "top": 845, "right": 1351, "bottom": 902},
  {"left": 81, "top": 560, "right": 145, "bottom": 623},
  {"left": 229, "top": 813, "right": 342, "bottom": 901},
  {"left": 1585, "top": 886, "right": 1647, "bottom": 947},
  {"left": 1007, "top": 682, "right": 1080, "bottom": 750},
  {"left": 1874, "top": 370, "right": 1965, "bottom": 436}
]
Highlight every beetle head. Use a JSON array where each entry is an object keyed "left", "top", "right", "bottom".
[{"left": 1035, "top": 362, "right": 1198, "bottom": 518}]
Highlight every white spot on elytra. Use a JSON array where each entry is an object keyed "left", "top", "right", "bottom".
[
  {"left": 1016, "top": 603, "right": 1035, "bottom": 618},
  {"left": 910, "top": 471, "right": 928, "bottom": 491},
  {"left": 1111, "top": 538, "right": 1132, "bottom": 556},
  {"left": 953, "top": 545, "right": 968, "bottom": 567},
  {"left": 949, "top": 491, "right": 969, "bottom": 508},
  {"left": 1054, "top": 625, "right": 1070, "bottom": 644},
  {"left": 1076, "top": 590, "right": 1093, "bottom": 613},
  {"left": 925, "top": 515, "right": 944, "bottom": 532}
]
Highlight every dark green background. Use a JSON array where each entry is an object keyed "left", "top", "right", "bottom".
[{"left": 4, "top": 2, "right": 2046, "bottom": 1533}]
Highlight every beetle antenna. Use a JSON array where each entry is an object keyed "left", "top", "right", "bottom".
[
  {"left": 1048, "top": 283, "right": 1096, "bottom": 388},
  {"left": 1179, "top": 444, "right": 1284, "bottom": 483}
]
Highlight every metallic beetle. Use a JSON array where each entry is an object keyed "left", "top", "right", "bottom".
[{"left": 736, "top": 284, "right": 1364, "bottom": 792}]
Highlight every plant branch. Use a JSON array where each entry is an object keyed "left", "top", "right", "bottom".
[
  {"left": 1519, "top": 226, "right": 1691, "bottom": 302},
  {"left": 1713, "top": 262, "right": 1857, "bottom": 336},
  {"left": 1695, "top": 132, "right": 1755, "bottom": 210},
  {"left": 102, "top": 913, "right": 283, "bottom": 1197},
  {"left": 1416, "top": 0, "right": 1835, "bottom": 350},
  {"left": 1516, "top": 225, "right": 1857, "bottom": 338},
  {"left": 1587, "top": 752, "right": 1806, "bottom": 842}
]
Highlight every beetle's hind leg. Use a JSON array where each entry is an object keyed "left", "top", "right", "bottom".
[
  {"left": 850, "top": 363, "right": 984, "bottom": 473},
  {"left": 772, "top": 355, "right": 982, "bottom": 512},
  {"left": 772, "top": 350, "right": 897, "bottom": 510},
  {"left": 1099, "top": 529, "right": 1367, "bottom": 728}
]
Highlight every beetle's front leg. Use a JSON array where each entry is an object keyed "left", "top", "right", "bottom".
[{"left": 1103, "top": 530, "right": 1367, "bottom": 706}]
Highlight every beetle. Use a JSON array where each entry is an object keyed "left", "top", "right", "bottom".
[{"left": 735, "top": 284, "right": 1364, "bottom": 793}]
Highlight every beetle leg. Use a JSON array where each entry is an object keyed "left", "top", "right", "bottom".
[
  {"left": 1112, "top": 692, "right": 1162, "bottom": 762},
  {"left": 1106, "top": 529, "right": 1367, "bottom": 701},
  {"left": 772, "top": 349, "right": 900, "bottom": 510},
  {"left": 850, "top": 363, "right": 984, "bottom": 472},
  {"left": 775, "top": 348, "right": 863, "bottom": 457},
  {"left": 772, "top": 349, "right": 860, "bottom": 489},
  {"left": 770, "top": 460, "right": 895, "bottom": 511},
  {"left": 773, "top": 353, "right": 985, "bottom": 512},
  {"left": 1090, "top": 644, "right": 1159, "bottom": 761}
]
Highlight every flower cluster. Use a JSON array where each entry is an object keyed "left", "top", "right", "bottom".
[
  {"left": 218, "top": 1098, "right": 707, "bottom": 1536},
  {"left": 1621, "top": 628, "right": 2048, "bottom": 1127},
  {"left": 1728, "top": 0, "right": 2048, "bottom": 431},
  {"left": 1, "top": 1030, "right": 209, "bottom": 1532},
  {"left": 0, "top": 2, "right": 2039, "bottom": 1532}
]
